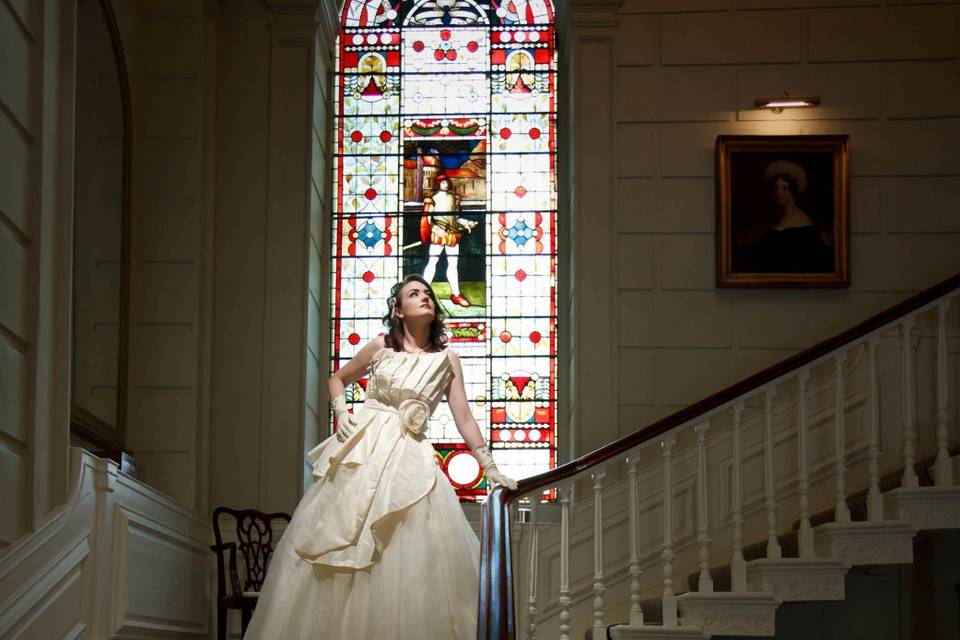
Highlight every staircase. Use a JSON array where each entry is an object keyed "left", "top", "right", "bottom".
[{"left": 479, "top": 273, "right": 960, "bottom": 640}]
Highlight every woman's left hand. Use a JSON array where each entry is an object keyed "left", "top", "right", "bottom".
[
  {"left": 485, "top": 467, "right": 518, "bottom": 491},
  {"left": 471, "top": 444, "right": 519, "bottom": 491}
]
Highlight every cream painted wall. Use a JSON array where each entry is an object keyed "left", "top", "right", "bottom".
[
  {"left": 0, "top": 0, "right": 336, "bottom": 532},
  {"left": 209, "top": 0, "right": 332, "bottom": 517},
  {"left": 590, "top": 0, "right": 960, "bottom": 450},
  {"left": 107, "top": 0, "right": 213, "bottom": 511},
  {"left": 106, "top": 0, "right": 329, "bottom": 518},
  {"left": 0, "top": 0, "right": 40, "bottom": 548},
  {"left": 0, "top": 0, "right": 74, "bottom": 546}
]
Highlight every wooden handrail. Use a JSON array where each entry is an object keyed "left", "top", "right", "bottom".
[
  {"left": 521, "top": 271, "right": 959, "bottom": 496},
  {"left": 478, "top": 270, "right": 960, "bottom": 639}
]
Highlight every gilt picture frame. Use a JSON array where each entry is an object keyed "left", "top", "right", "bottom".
[{"left": 716, "top": 135, "right": 850, "bottom": 288}]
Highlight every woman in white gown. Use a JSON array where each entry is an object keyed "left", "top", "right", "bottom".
[{"left": 242, "top": 274, "right": 518, "bottom": 639}]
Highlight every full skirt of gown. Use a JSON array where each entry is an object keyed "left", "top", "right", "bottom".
[{"left": 242, "top": 348, "right": 480, "bottom": 640}]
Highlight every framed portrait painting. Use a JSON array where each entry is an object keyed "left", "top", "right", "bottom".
[{"left": 716, "top": 135, "right": 850, "bottom": 288}]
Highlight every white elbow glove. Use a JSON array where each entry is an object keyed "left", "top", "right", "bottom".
[
  {"left": 332, "top": 395, "right": 358, "bottom": 443},
  {"left": 471, "top": 444, "right": 518, "bottom": 491}
]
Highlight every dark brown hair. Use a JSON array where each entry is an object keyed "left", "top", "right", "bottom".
[
  {"left": 382, "top": 274, "right": 448, "bottom": 352},
  {"left": 767, "top": 172, "right": 800, "bottom": 200}
]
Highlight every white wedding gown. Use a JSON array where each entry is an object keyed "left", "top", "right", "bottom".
[{"left": 242, "top": 347, "right": 481, "bottom": 640}]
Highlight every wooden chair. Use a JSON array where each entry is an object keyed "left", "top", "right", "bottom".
[{"left": 210, "top": 507, "right": 291, "bottom": 640}]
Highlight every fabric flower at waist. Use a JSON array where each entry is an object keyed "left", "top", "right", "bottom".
[{"left": 397, "top": 398, "right": 430, "bottom": 436}]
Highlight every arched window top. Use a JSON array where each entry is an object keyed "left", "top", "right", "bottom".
[{"left": 340, "top": 0, "right": 555, "bottom": 28}]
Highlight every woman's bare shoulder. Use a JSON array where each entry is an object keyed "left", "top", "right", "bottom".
[
  {"left": 363, "top": 335, "right": 388, "bottom": 362},
  {"left": 356, "top": 335, "right": 388, "bottom": 363},
  {"left": 355, "top": 334, "right": 387, "bottom": 358},
  {"left": 445, "top": 347, "right": 462, "bottom": 369},
  {"left": 332, "top": 334, "right": 388, "bottom": 384}
]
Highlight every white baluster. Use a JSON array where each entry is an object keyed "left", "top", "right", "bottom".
[
  {"left": 661, "top": 434, "right": 678, "bottom": 627},
  {"left": 935, "top": 301, "right": 954, "bottom": 487},
  {"left": 627, "top": 455, "right": 644, "bottom": 626},
  {"left": 797, "top": 370, "right": 815, "bottom": 557},
  {"left": 592, "top": 469, "right": 606, "bottom": 639},
  {"left": 901, "top": 318, "right": 919, "bottom": 488},
  {"left": 867, "top": 336, "right": 884, "bottom": 521},
  {"left": 763, "top": 389, "right": 782, "bottom": 559},
  {"left": 730, "top": 402, "right": 747, "bottom": 591},
  {"left": 559, "top": 483, "right": 572, "bottom": 640},
  {"left": 559, "top": 484, "right": 573, "bottom": 640},
  {"left": 526, "top": 499, "right": 540, "bottom": 640},
  {"left": 834, "top": 351, "right": 851, "bottom": 523},
  {"left": 695, "top": 421, "right": 713, "bottom": 592}
]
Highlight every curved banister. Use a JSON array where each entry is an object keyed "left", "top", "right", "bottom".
[
  {"left": 520, "top": 271, "right": 959, "bottom": 496},
  {"left": 478, "top": 270, "right": 960, "bottom": 639}
]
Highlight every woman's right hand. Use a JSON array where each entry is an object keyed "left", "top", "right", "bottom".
[
  {"left": 332, "top": 395, "right": 358, "bottom": 443},
  {"left": 335, "top": 413, "right": 358, "bottom": 443}
]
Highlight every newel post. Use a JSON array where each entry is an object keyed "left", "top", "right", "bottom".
[{"left": 479, "top": 486, "right": 515, "bottom": 640}]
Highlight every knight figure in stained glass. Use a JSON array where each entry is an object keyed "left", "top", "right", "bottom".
[{"left": 419, "top": 173, "right": 479, "bottom": 307}]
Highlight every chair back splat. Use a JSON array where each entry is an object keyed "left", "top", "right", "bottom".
[{"left": 210, "top": 507, "right": 291, "bottom": 640}]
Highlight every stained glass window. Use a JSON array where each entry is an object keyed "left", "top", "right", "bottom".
[{"left": 331, "top": 0, "right": 557, "bottom": 501}]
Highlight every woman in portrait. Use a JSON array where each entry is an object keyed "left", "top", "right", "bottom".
[
  {"left": 749, "top": 159, "right": 834, "bottom": 273},
  {"left": 242, "top": 274, "right": 517, "bottom": 640}
]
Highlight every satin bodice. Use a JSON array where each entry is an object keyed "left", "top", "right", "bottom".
[{"left": 364, "top": 347, "right": 454, "bottom": 413}]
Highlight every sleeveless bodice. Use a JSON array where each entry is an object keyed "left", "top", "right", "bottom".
[{"left": 365, "top": 347, "right": 454, "bottom": 413}]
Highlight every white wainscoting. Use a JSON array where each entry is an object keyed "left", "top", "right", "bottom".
[{"left": 0, "top": 448, "right": 210, "bottom": 640}]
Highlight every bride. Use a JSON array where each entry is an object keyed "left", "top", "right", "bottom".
[{"left": 242, "top": 274, "right": 518, "bottom": 639}]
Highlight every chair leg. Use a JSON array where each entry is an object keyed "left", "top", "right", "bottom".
[
  {"left": 240, "top": 606, "right": 253, "bottom": 637},
  {"left": 216, "top": 606, "right": 227, "bottom": 640}
]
